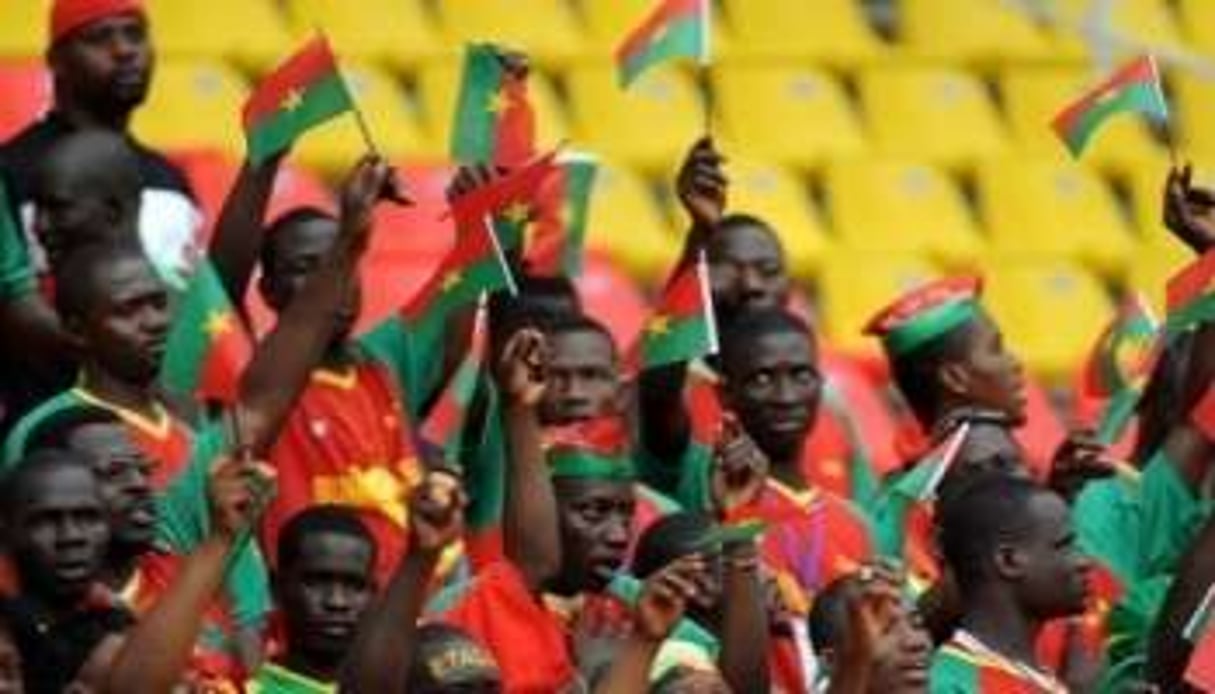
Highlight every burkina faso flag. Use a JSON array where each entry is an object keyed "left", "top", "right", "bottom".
[
  {"left": 159, "top": 261, "right": 253, "bottom": 403},
  {"left": 615, "top": 0, "right": 711, "bottom": 88},
  {"left": 450, "top": 43, "right": 535, "bottom": 168},
  {"left": 448, "top": 149, "right": 560, "bottom": 252},
  {"left": 1080, "top": 293, "right": 1159, "bottom": 444},
  {"left": 419, "top": 300, "right": 488, "bottom": 464},
  {"left": 525, "top": 152, "right": 598, "bottom": 277},
  {"left": 627, "top": 251, "right": 718, "bottom": 372},
  {"left": 243, "top": 34, "right": 354, "bottom": 165},
  {"left": 1164, "top": 247, "right": 1215, "bottom": 339},
  {"left": 1052, "top": 54, "right": 1169, "bottom": 158}
]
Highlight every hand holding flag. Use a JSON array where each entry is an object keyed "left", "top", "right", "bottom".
[{"left": 1165, "top": 164, "right": 1215, "bottom": 256}]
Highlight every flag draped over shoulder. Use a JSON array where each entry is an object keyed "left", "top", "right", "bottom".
[
  {"left": 159, "top": 261, "right": 253, "bottom": 403},
  {"left": 242, "top": 35, "right": 354, "bottom": 165},
  {"left": 626, "top": 252, "right": 718, "bottom": 373},
  {"left": 450, "top": 43, "right": 536, "bottom": 168},
  {"left": 1051, "top": 54, "right": 1169, "bottom": 158},
  {"left": 615, "top": 0, "right": 711, "bottom": 88}
]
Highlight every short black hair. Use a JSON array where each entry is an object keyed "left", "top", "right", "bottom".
[
  {"left": 1, "top": 449, "right": 95, "bottom": 517},
  {"left": 631, "top": 511, "right": 714, "bottom": 579},
  {"left": 715, "top": 213, "right": 780, "bottom": 245},
  {"left": 937, "top": 472, "right": 1044, "bottom": 594},
  {"left": 542, "top": 311, "right": 617, "bottom": 356},
  {"left": 52, "top": 239, "right": 149, "bottom": 322},
  {"left": 277, "top": 505, "right": 376, "bottom": 573},
  {"left": 488, "top": 273, "right": 582, "bottom": 358},
  {"left": 808, "top": 573, "right": 860, "bottom": 654},
  {"left": 888, "top": 320, "right": 978, "bottom": 427},
  {"left": 23, "top": 405, "right": 121, "bottom": 457},
  {"left": 719, "top": 307, "right": 813, "bottom": 375},
  {"left": 260, "top": 205, "right": 337, "bottom": 270}
]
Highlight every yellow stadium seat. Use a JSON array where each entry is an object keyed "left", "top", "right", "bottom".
[
  {"left": 977, "top": 159, "right": 1135, "bottom": 277},
  {"left": 708, "top": 159, "right": 832, "bottom": 279},
  {"left": 132, "top": 59, "right": 247, "bottom": 155},
  {"left": 436, "top": 0, "right": 584, "bottom": 68},
  {"left": 715, "top": 66, "right": 866, "bottom": 170},
  {"left": 1179, "top": 0, "right": 1215, "bottom": 54},
  {"left": 1175, "top": 74, "right": 1215, "bottom": 162},
  {"left": 818, "top": 253, "right": 942, "bottom": 359},
  {"left": 585, "top": 163, "right": 680, "bottom": 281},
  {"left": 577, "top": 0, "right": 734, "bottom": 60},
  {"left": 826, "top": 159, "right": 984, "bottom": 268},
  {"left": 145, "top": 0, "right": 293, "bottom": 71},
  {"left": 901, "top": 0, "right": 1051, "bottom": 65},
  {"left": 413, "top": 60, "right": 569, "bottom": 160},
  {"left": 568, "top": 65, "right": 703, "bottom": 173},
  {"left": 1127, "top": 242, "right": 1191, "bottom": 314},
  {"left": 286, "top": 0, "right": 447, "bottom": 70},
  {"left": 1001, "top": 66, "right": 1164, "bottom": 177},
  {"left": 0, "top": 1, "right": 43, "bottom": 59},
  {"left": 293, "top": 63, "right": 426, "bottom": 174},
  {"left": 1125, "top": 157, "right": 1185, "bottom": 240},
  {"left": 722, "top": 0, "right": 884, "bottom": 66},
  {"left": 984, "top": 260, "right": 1113, "bottom": 379},
  {"left": 860, "top": 67, "right": 1008, "bottom": 170},
  {"left": 1049, "top": 0, "right": 1184, "bottom": 56}
]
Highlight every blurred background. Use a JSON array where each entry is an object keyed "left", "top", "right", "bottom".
[{"left": 3, "top": 0, "right": 1211, "bottom": 391}]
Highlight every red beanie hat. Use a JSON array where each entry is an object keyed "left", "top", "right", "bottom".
[{"left": 50, "top": 0, "right": 145, "bottom": 45}]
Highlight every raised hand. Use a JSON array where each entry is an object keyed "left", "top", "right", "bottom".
[
  {"left": 634, "top": 554, "right": 711, "bottom": 642},
  {"left": 1048, "top": 429, "right": 1117, "bottom": 502},
  {"left": 338, "top": 155, "right": 410, "bottom": 250},
  {"left": 711, "top": 414, "right": 769, "bottom": 514},
  {"left": 408, "top": 469, "right": 467, "bottom": 555},
  {"left": 676, "top": 136, "right": 727, "bottom": 230},
  {"left": 208, "top": 456, "right": 276, "bottom": 540},
  {"left": 496, "top": 328, "right": 549, "bottom": 407},
  {"left": 446, "top": 164, "right": 500, "bottom": 203},
  {"left": 1164, "top": 164, "right": 1215, "bottom": 255}
]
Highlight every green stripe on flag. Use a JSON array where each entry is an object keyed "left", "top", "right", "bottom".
[
  {"left": 1061, "top": 82, "right": 1167, "bottom": 157},
  {"left": 560, "top": 158, "right": 597, "bottom": 276},
  {"left": 160, "top": 261, "right": 230, "bottom": 396},
  {"left": 619, "top": 15, "right": 704, "bottom": 87},
  {"left": 450, "top": 44, "right": 504, "bottom": 163},
  {"left": 641, "top": 315, "right": 712, "bottom": 368},
  {"left": 246, "top": 73, "right": 352, "bottom": 165}
]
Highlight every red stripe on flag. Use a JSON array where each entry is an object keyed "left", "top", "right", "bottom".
[
  {"left": 614, "top": 0, "right": 703, "bottom": 65},
  {"left": 658, "top": 259, "right": 705, "bottom": 317},
  {"left": 1191, "top": 382, "right": 1215, "bottom": 442},
  {"left": 1188, "top": 628, "right": 1215, "bottom": 690},
  {"left": 1051, "top": 55, "right": 1158, "bottom": 137},
  {"left": 242, "top": 35, "right": 341, "bottom": 128},
  {"left": 1168, "top": 248, "right": 1215, "bottom": 314},
  {"left": 446, "top": 150, "right": 559, "bottom": 225}
]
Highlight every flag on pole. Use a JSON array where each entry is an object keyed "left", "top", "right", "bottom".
[
  {"left": 627, "top": 251, "right": 719, "bottom": 372},
  {"left": 525, "top": 152, "right": 598, "bottom": 277},
  {"left": 159, "top": 261, "right": 254, "bottom": 403},
  {"left": 419, "top": 300, "right": 488, "bottom": 463},
  {"left": 1051, "top": 55, "right": 1169, "bottom": 158},
  {"left": 450, "top": 43, "right": 536, "bottom": 168},
  {"left": 615, "top": 0, "right": 711, "bottom": 88},
  {"left": 242, "top": 35, "right": 355, "bottom": 165},
  {"left": 890, "top": 422, "right": 972, "bottom": 503},
  {"left": 1079, "top": 293, "right": 1159, "bottom": 444},
  {"left": 446, "top": 150, "right": 560, "bottom": 227}
]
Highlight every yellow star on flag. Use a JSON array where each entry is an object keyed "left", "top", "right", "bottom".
[
  {"left": 442, "top": 270, "right": 463, "bottom": 292},
  {"left": 647, "top": 314, "right": 671, "bottom": 335},
  {"left": 283, "top": 88, "right": 305, "bottom": 113},
  {"left": 502, "top": 201, "right": 531, "bottom": 225},
  {"left": 204, "top": 310, "right": 233, "bottom": 337},
  {"left": 487, "top": 89, "right": 509, "bottom": 115}
]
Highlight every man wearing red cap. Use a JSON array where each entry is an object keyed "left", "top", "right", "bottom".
[{"left": 0, "top": 0, "right": 199, "bottom": 434}]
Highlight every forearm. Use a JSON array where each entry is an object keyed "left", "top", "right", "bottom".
[
  {"left": 593, "top": 637, "right": 661, "bottom": 694},
  {"left": 638, "top": 363, "right": 692, "bottom": 462},
  {"left": 209, "top": 158, "right": 282, "bottom": 307},
  {"left": 718, "top": 542, "right": 769, "bottom": 693},
  {"left": 103, "top": 536, "right": 232, "bottom": 694},
  {"left": 502, "top": 402, "right": 561, "bottom": 590},
  {"left": 1146, "top": 513, "right": 1215, "bottom": 687},
  {"left": 339, "top": 549, "right": 438, "bottom": 694},
  {"left": 236, "top": 233, "right": 362, "bottom": 454}
]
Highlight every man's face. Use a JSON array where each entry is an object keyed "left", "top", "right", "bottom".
[
  {"left": 706, "top": 223, "right": 788, "bottom": 321},
  {"left": 34, "top": 173, "right": 122, "bottom": 270},
  {"left": 949, "top": 314, "right": 1028, "bottom": 426},
  {"left": 8, "top": 464, "right": 109, "bottom": 602},
  {"left": 51, "top": 13, "right": 153, "bottom": 115},
  {"left": 260, "top": 217, "right": 360, "bottom": 347},
  {"left": 867, "top": 610, "right": 932, "bottom": 694},
  {"left": 77, "top": 255, "right": 169, "bottom": 386},
  {"left": 722, "top": 329, "right": 822, "bottom": 464},
  {"left": 279, "top": 530, "right": 376, "bottom": 667},
  {"left": 553, "top": 478, "right": 634, "bottom": 593},
  {"left": 540, "top": 329, "right": 621, "bottom": 425},
  {"left": 64, "top": 422, "right": 156, "bottom": 550},
  {"left": 1011, "top": 493, "right": 1091, "bottom": 619}
]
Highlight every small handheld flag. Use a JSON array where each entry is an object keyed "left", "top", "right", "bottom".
[
  {"left": 243, "top": 34, "right": 357, "bottom": 165},
  {"left": 525, "top": 152, "right": 599, "bottom": 277},
  {"left": 450, "top": 43, "right": 536, "bottom": 168},
  {"left": 420, "top": 299, "right": 489, "bottom": 463},
  {"left": 891, "top": 421, "right": 972, "bottom": 503},
  {"left": 615, "top": 0, "right": 711, "bottom": 89},
  {"left": 445, "top": 149, "right": 560, "bottom": 225},
  {"left": 1079, "top": 293, "right": 1159, "bottom": 444},
  {"left": 1051, "top": 55, "right": 1170, "bottom": 159},
  {"left": 627, "top": 251, "right": 719, "bottom": 372},
  {"left": 159, "top": 261, "right": 253, "bottom": 403}
]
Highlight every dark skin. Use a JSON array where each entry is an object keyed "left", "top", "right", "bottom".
[
  {"left": 549, "top": 477, "right": 635, "bottom": 596},
  {"left": 930, "top": 313, "right": 1028, "bottom": 429},
  {"left": 1145, "top": 512, "right": 1215, "bottom": 688},
  {"left": 47, "top": 12, "right": 153, "bottom": 131},
  {"left": 277, "top": 531, "right": 376, "bottom": 682},
  {"left": 539, "top": 328, "right": 622, "bottom": 426}
]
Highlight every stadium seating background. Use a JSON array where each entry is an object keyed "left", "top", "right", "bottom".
[{"left": 2, "top": 0, "right": 1209, "bottom": 388}]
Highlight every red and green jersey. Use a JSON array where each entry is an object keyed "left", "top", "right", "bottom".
[
  {"left": 931, "top": 636, "right": 1069, "bottom": 692},
  {"left": 259, "top": 359, "right": 423, "bottom": 586}
]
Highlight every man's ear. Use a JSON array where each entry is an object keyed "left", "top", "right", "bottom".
[
  {"left": 938, "top": 360, "right": 971, "bottom": 399},
  {"left": 992, "top": 543, "right": 1025, "bottom": 581}
]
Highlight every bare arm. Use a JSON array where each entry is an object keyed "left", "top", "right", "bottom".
[
  {"left": 340, "top": 471, "right": 466, "bottom": 694},
  {"left": 717, "top": 540, "right": 769, "bottom": 692},
  {"left": 208, "top": 155, "right": 284, "bottom": 308},
  {"left": 1146, "top": 512, "right": 1215, "bottom": 687},
  {"left": 497, "top": 329, "right": 562, "bottom": 591}
]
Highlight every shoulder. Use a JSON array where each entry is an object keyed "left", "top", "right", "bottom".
[
  {"left": 127, "top": 141, "right": 193, "bottom": 196},
  {"left": 2, "top": 389, "right": 84, "bottom": 468}
]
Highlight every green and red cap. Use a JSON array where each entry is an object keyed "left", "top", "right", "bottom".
[
  {"left": 865, "top": 276, "right": 983, "bottom": 356},
  {"left": 543, "top": 416, "right": 634, "bottom": 481}
]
